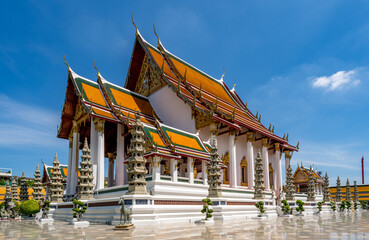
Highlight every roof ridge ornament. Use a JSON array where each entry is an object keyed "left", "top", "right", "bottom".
[
  {"left": 220, "top": 68, "right": 225, "bottom": 82},
  {"left": 296, "top": 141, "right": 299, "bottom": 150},
  {"left": 64, "top": 54, "right": 71, "bottom": 72},
  {"left": 131, "top": 11, "right": 138, "bottom": 36},
  {"left": 94, "top": 59, "right": 100, "bottom": 77},
  {"left": 153, "top": 23, "right": 161, "bottom": 47},
  {"left": 231, "top": 78, "right": 236, "bottom": 91}
]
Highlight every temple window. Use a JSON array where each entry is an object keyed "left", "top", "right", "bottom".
[
  {"left": 240, "top": 156, "right": 248, "bottom": 186},
  {"left": 222, "top": 152, "right": 229, "bottom": 184}
]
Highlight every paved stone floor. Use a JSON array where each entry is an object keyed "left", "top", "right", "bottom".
[{"left": 1, "top": 212, "right": 369, "bottom": 239}]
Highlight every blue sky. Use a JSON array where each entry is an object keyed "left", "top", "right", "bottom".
[{"left": 1, "top": 1, "right": 369, "bottom": 185}]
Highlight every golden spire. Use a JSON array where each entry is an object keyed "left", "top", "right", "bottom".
[
  {"left": 232, "top": 78, "right": 237, "bottom": 90},
  {"left": 94, "top": 59, "right": 99, "bottom": 77},
  {"left": 220, "top": 67, "right": 225, "bottom": 81},
  {"left": 64, "top": 54, "right": 71, "bottom": 72},
  {"left": 153, "top": 23, "right": 160, "bottom": 47},
  {"left": 131, "top": 12, "right": 138, "bottom": 35}
]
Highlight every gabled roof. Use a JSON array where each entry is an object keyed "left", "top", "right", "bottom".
[
  {"left": 292, "top": 165, "right": 324, "bottom": 184},
  {"left": 124, "top": 32, "right": 298, "bottom": 152}
]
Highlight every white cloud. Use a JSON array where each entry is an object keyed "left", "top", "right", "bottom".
[{"left": 312, "top": 70, "right": 360, "bottom": 91}]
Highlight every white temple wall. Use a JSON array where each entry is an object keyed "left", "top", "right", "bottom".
[
  {"left": 149, "top": 86, "right": 196, "bottom": 134},
  {"left": 198, "top": 125, "right": 211, "bottom": 142},
  {"left": 215, "top": 133, "right": 228, "bottom": 157}
]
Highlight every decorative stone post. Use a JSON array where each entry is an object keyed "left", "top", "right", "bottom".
[
  {"left": 11, "top": 177, "right": 19, "bottom": 201},
  {"left": 353, "top": 181, "right": 358, "bottom": 202},
  {"left": 126, "top": 113, "right": 148, "bottom": 195},
  {"left": 346, "top": 179, "right": 351, "bottom": 202},
  {"left": 307, "top": 166, "right": 315, "bottom": 201},
  {"left": 78, "top": 138, "right": 94, "bottom": 200},
  {"left": 323, "top": 172, "right": 330, "bottom": 202},
  {"left": 50, "top": 153, "right": 63, "bottom": 202},
  {"left": 336, "top": 176, "right": 342, "bottom": 202},
  {"left": 19, "top": 172, "right": 29, "bottom": 201},
  {"left": 107, "top": 153, "right": 115, "bottom": 187},
  {"left": 208, "top": 123, "right": 222, "bottom": 198},
  {"left": 254, "top": 150, "right": 265, "bottom": 199},
  {"left": 33, "top": 163, "right": 43, "bottom": 201},
  {"left": 285, "top": 165, "right": 295, "bottom": 200}
]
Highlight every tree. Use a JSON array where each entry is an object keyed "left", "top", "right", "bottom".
[
  {"left": 339, "top": 201, "right": 346, "bottom": 211},
  {"left": 296, "top": 200, "right": 305, "bottom": 214},
  {"left": 20, "top": 200, "right": 40, "bottom": 216},
  {"left": 255, "top": 201, "right": 265, "bottom": 215},
  {"left": 72, "top": 199, "right": 87, "bottom": 221},
  {"left": 330, "top": 201, "right": 336, "bottom": 212},
  {"left": 26, "top": 180, "right": 34, "bottom": 187},
  {"left": 317, "top": 201, "right": 324, "bottom": 213},
  {"left": 281, "top": 200, "right": 291, "bottom": 215},
  {"left": 360, "top": 201, "right": 367, "bottom": 210},
  {"left": 201, "top": 198, "right": 214, "bottom": 220}
]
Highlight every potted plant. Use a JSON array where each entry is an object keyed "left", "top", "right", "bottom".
[
  {"left": 255, "top": 201, "right": 266, "bottom": 217},
  {"left": 360, "top": 201, "right": 367, "bottom": 210},
  {"left": 200, "top": 198, "right": 214, "bottom": 221},
  {"left": 281, "top": 200, "right": 292, "bottom": 215},
  {"left": 295, "top": 200, "right": 305, "bottom": 215},
  {"left": 339, "top": 200, "right": 346, "bottom": 212},
  {"left": 72, "top": 199, "right": 87, "bottom": 221},
  {"left": 346, "top": 201, "right": 352, "bottom": 211},
  {"left": 330, "top": 201, "right": 336, "bottom": 212},
  {"left": 317, "top": 201, "right": 324, "bottom": 213},
  {"left": 354, "top": 202, "right": 358, "bottom": 211}
]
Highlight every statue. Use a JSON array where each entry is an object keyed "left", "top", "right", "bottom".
[{"left": 115, "top": 197, "right": 134, "bottom": 230}]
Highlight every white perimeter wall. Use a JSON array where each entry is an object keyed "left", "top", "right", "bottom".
[{"left": 149, "top": 86, "right": 196, "bottom": 134}]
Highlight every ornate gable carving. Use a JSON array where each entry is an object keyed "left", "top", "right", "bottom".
[{"left": 135, "top": 55, "right": 166, "bottom": 96}]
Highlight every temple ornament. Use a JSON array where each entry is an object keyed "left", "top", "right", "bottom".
[
  {"left": 33, "top": 163, "right": 43, "bottom": 201},
  {"left": 323, "top": 172, "right": 330, "bottom": 202},
  {"left": 78, "top": 138, "right": 94, "bottom": 200},
  {"left": 336, "top": 176, "right": 342, "bottom": 202},
  {"left": 307, "top": 166, "right": 315, "bottom": 201},
  {"left": 19, "top": 172, "right": 28, "bottom": 201},
  {"left": 254, "top": 150, "right": 265, "bottom": 199},
  {"left": 50, "top": 153, "right": 63, "bottom": 202}
]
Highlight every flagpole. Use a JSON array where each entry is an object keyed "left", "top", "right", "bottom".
[{"left": 362, "top": 156, "right": 364, "bottom": 184}]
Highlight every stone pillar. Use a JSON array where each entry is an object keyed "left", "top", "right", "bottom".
[
  {"left": 95, "top": 119, "right": 105, "bottom": 190},
  {"left": 246, "top": 132, "right": 255, "bottom": 190},
  {"left": 152, "top": 156, "right": 161, "bottom": 180},
  {"left": 202, "top": 160, "right": 208, "bottom": 185},
  {"left": 261, "top": 138, "right": 270, "bottom": 191},
  {"left": 90, "top": 118, "right": 97, "bottom": 188},
  {"left": 274, "top": 143, "right": 282, "bottom": 196},
  {"left": 66, "top": 138, "right": 73, "bottom": 195},
  {"left": 188, "top": 157, "right": 194, "bottom": 184},
  {"left": 116, "top": 124, "right": 125, "bottom": 186},
  {"left": 228, "top": 131, "right": 237, "bottom": 188},
  {"left": 170, "top": 158, "right": 178, "bottom": 182},
  {"left": 70, "top": 121, "right": 80, "bottom": 195},
  {"left": 107, "top": 153, "right": 115, "bottom": 187}
]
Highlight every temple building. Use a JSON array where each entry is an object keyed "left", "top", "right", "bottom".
[
  {"left": 292, "top": 164, "right": 324, "bottom": 195},
  {"left": 53, "top": 25, "right": 299, "bottom": 222}
]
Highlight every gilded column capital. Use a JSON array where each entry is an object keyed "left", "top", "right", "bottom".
[
  {"left": 107, "top": 152, "right": 115, "bottom": 162},
  {"left": 72, "top": 120, "right": 79, "bottom": 133},
  {"left": 274, "top": 143, "right": 280, "bottom": 152},
  {"left": 261, "top": 138, "right": 269, "bottom": 148},
  {"left": 284, "top": 150, "right": 291, "bottom": 160},
  {"left": 246, "top": 132, "right": 255, "bottom": 142},
  {"left": 94, "top": 119, "right": 105, "bottom": 133}
]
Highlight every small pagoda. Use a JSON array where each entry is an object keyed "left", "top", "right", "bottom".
[
  {"left": 50, "top": 153, "right": 63, "bottom": 202},
  {"left": 4, "top": 180, "right": 12, "bottom": 203},
  {"left": 353, "top": 181, "right": 358, "bottom": 202},
  {"left": 336, "top": 176, "right": 342, "bottom": 202},
  {"left": 323, "top": 172, "right": 330, "bottom": 202},
  {"left": 346, "top": 179, "right": 352, "bottom": 202},
  {"left": 78, "top": 138, "right": 94, "bottom": 200},
  {"left": 253, "top": 150, "right": 265, "bottom": 199},
  {"left": 126, "top": 113, "right": 148, "bottom": 195},
  {"left": 285, "top": 165, "right": 295, "bottom": 200},
  {"left": 10, "top": 178, "right": 18, "bottom": 201},
  {"left": 307, "top": 166, "right": 315, "bottom": 201},
  {"left": 33, "top": 163, "right": 43, "bottom": 201},
  {"left": 19, "top": 172, "right": 29, "bottom": 201},
  {"left": 208, "top": 123, "right": 222, "bottom": 198}
]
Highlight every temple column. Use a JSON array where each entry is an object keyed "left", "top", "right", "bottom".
[
  {"left": 107, "top": 153, "right": 115, "bottom": 187},
  {"left": 262, "top": 138, "right": 270, "bottom": 191},
  {"left": 66, "top": 137, "right": 73, "bottom": 195},
  {"left": 115, "top": 124, "right": 125, "bottom": 186},
  {"left": 170, "top": 158, "right": 178, "bottom": 182},
  {"left": 202, "top": 160, "right": 208, "bottom": 185},
  {"left": 95, "top": 119, "right": 105, "bottom": 189},
  {"left": 70, "top": 121, "right": 79, "bottom": 195},
  {"left": 180, "top": 161, "right": 185, "bottom": 177},
  {"left": 274, "top": 143, "right": 282, "bottom": 196},
  {"left": 284, "top": 150, "right": 291, "bottom": 175},
  {"left": 246, "top": 132, "right": 255, "bottom": 190},
  {"left": 188, "top": 157, "right": 194, "bottom": 184},
  {"left": 90, "top": 117, "right": 97, "bottom": 189},
  {"left": 229, "top": 131, "right": 237, "bottom": 188},
  {"left": 152, "top": 156, "right": 161, "bottom": 181}
]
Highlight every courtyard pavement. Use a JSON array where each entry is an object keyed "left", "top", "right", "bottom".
[{"left": 1, "top": 212, "right": 369, "bottom": 239}]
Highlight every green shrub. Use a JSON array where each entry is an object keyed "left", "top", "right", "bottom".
[
  {"left": 281, "top": 200, "right": 291, "bottom": 215},
  {"left": 360, "top": 201, "right": 367, "bottom": 210},
  {"left": 346, "top": 201, "right": 352, "bottom": 210},
  {"left": 330, "top": 201, "right": 336, "bottom": 212},
  {"left": 255, "top": 201, "right": 265, "bottom": 214},
  {"left": 339, "top": 201, "right": 346, "bottom": 211},
  {"left": 354, "top": 202, "right": 358, "bottom": 210},
  {"left": 72, "top": 199, "right": 87, "bottom": 221},
  {"left": 20, "top": 200, "right": 40, "bottom": 215},
  {"left": 201, "top": 198, "right": 214, "bottom": 220},
  {"left": 317, "top": 201, "right": 324, "bottom": 212},
  {"left": 296, "top": 200, "right": 305, "bottom": 214}
]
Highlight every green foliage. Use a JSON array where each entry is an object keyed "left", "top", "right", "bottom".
[
  {"left": 26, "top": 180, "right": 34, "bottom": 187},
  {"left": 317, "top": 201, "right": 324, "bottom": 212},
  {"left": 346, "top": 201, "right": 352, "bottom": 210},
  {"left": 354, "top": 202, "right": 358, "bottom": 210},
  {"left": 360, "top": 201, "right": 367, "bottom": 210},
  {"left": 201, "top": 198, "right": 214, "bottom": 220},
  {"left": 281, "top": 200, "right": 291, "bottom": 215},
  {"left": 20, "top": 200, "right": 40, "bottom": 215},
  {"left": 295, "top": 200, "right": 305, "bottom": 213},
  {"left": 339, "top": 201, "right": 346, "bottom": 211},
  {"left": 0, "top": 179, "right": 6, "bottom": 185},
  {"left": 330, "top": 201, "right": 336, "bottom": 212},
  {"left": 72, "top": 199, "right": 87, "bottom": 221},
  {"left": 255, "top": 201, "right": 265, "bottom": 214}
]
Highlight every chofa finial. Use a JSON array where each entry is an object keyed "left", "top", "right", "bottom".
[
  {"left": 94, "top": 59, "right": 99, "bottom": 76},
  {"left": 153, "top": 23, "right": 160, "bottom": 47},
  {"left": 64, "top": 54, "right": 71, "bottom": 71},
  {"left": 131, "top": 11, "right": 138, "bottom": 35}
]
